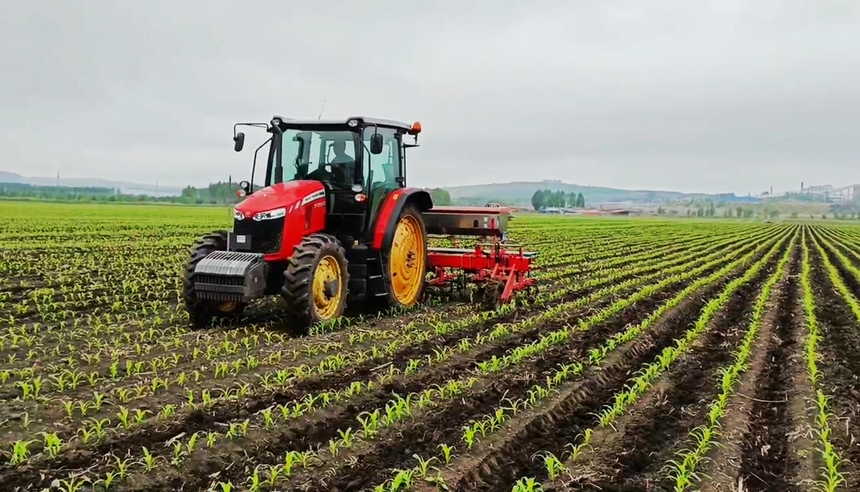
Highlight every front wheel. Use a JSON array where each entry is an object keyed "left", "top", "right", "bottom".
[
  {"left": 181, "top": 230, "right": 247, "bottom": 328},
  {"left": 281, "top": 233, "right": 350, "bottom": 336},
  {"left": 382, "top": 205, "right": 428, "bottom": 310}
]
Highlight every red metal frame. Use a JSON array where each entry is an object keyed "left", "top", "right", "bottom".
[
  {"left": 427, "top": 242, "right": 536, "bottom": 303},
  {"left": 372, "top": 188, "right": 407, "bottom": 250}
]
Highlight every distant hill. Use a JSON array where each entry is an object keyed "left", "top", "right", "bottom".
[
  {"left": 0, "top": 171, "right": 183, "bottom": 196},
  {"left": 0, "top": 171, "right": 30, "bottom": 184},
  {"left": 445, "top": 180, "right": 722, "bottom": 206}
]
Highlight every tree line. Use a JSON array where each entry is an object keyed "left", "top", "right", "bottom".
[
  {"left": 0, "top": 181, "right": 459, "bottom": 207},
  {"left": 531, "top": 189, "right": 585, "bottom": 210},
  {"left": 656, "top": 204, "right": 789, "bottom": 220},
  {"left": 0, "top": 181, "right": 245, "bottom": 205}
]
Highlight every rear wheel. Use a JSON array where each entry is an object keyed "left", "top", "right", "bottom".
[
  {"left": 182, "top": 230, "right": 246, "bottom": 328},
  {"left": 281, "top": 233, "right": 349, "bottom": 335},
  {"left": 382, "top": 205, "right": 428, "bottom": 310}
]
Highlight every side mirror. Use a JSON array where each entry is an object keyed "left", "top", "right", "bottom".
[
  {"left": 233, "top": 132, "right": 245, "bottom": 152},
  {"left": 238, "top": 180, "right": 251, "bottom": 196},
  {"left": 369, "top": 133, "right": 384, "bottom": 155}
]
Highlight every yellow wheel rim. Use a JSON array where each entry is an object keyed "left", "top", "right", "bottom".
[
  {"left": 313, "top": 254, "right": 343, "bottom": 319},
  {"left": 389, "top": 214, "right": 426, "bottom": 305}
]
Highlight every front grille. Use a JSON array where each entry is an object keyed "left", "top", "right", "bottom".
[
  {"left": 233, "top": 217, "right": 284, "bottom": 254},
  {"left": 196, "top": 291, "right": 244, "bottom": 301},
  {"left": 196, "top": 274, "right": 243, "bottom": 286}
]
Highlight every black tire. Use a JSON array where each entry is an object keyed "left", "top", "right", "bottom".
[
  {"left": 381, "top": 204, "right": 429, "bottom": 310},
  {"left": 281, "top": 233, "right": 349, "bottom": 336},
  {"left": 480, "top": 281, "right": 504, "bottom": 310},
  {"left": 182, "top": 230, "right": 246, "bottom": 328}
]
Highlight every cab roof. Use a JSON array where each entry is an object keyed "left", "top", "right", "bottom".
[{"left": 272, "top": 115, "right": 414, "bottom": 132}]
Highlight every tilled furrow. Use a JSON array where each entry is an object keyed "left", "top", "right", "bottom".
[
  {"left": 284, "top": 274, "right": 707, "bottom": 491},
  {"left": 731, "top": 252, "right": 810, "bottom": 492},
  {"left": 436, "top": 280, "right": 730, "bottom": 491},
  {"left": 808, "top": 240, "right": 860, "bottom": 492},
  {"left": 0, "top": 257, "right": 706, "bottom": 490},
  {"left": 117, "top": 293, "right": 634, "bottom": 490},
  {"left": 566, "top": 264, "right": 769, "bottom": 490}
]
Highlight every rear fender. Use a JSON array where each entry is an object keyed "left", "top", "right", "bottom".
[{"left": 371, "top": 188, "right": 433, "bottom": 250}]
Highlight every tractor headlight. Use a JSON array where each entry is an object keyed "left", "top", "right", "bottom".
[
  {"left": 252, "top": 207, "right": 286, "bottom": 221},
  {"left": 233, "top": 209, "right": 244, "bottom": 221}
]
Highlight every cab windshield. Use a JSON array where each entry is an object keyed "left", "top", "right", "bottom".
[{"left": 272, "top": 128, "right": 359, "bottom": 187}]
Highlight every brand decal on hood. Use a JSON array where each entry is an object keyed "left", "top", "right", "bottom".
[{"left": 300, "top": 189, "right": 326, "bottom": 206}]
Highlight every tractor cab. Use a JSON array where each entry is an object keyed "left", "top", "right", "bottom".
[{"left": 232, "top": 116, "right": 422, "bottom": 243}]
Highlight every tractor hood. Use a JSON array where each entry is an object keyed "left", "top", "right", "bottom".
[{"left": 234, "top": 181, "right": 326, "bottom": 218}]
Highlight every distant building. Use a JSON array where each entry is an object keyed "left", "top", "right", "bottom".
[
  {"left": 805, "top": 185, "right": 834, "bottom": 194},
  {"left": 793, "top": 184, "right": 858, "bottom": 203}
]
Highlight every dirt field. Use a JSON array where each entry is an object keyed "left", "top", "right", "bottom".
[{"left": 1, "top": 202, "right": 859, "bottom": 492}]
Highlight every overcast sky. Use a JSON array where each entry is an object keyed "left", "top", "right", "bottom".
[{"left": 1, "top": 0, "right": 858, "bottom": 195}]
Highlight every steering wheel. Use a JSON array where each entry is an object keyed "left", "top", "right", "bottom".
[{"left": 305, "top": 165, "right": 334, "bottom": 181}]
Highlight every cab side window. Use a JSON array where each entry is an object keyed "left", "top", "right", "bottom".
[
  {"left": 362, "top": 127, "right": 400, "bottom": 188},
  {"left": 324, "top": 137, "right": 359, "bottom": 186}
]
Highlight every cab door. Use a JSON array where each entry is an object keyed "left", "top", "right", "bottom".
[
  {"left": 321, "top": 135, "right": 366, "bottom": 238},
  {"left": 361, "top": 126, "right": 403, "bottom": 237}
]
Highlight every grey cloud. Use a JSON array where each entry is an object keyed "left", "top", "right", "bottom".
[{"left": 1, "top": 0, "right": 858, "bottom": 194}]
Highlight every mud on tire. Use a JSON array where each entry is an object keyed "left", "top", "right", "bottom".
[
  {"left": 281, "top": 233, "right": 349, "bottom": 336},
  {"left": 182, "top": 230, "right": 246, "bottom": 328}
]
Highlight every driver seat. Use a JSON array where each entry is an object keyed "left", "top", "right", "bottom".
[{"left": 330, "top": 160, "right": 355, "bottom": 186}]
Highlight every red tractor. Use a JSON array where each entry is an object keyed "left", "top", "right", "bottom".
[{"left": 183, "top": 116, "right": 536, "bottom": 334}]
